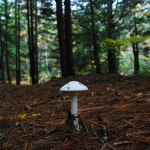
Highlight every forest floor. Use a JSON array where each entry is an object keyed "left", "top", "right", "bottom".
[{"left": 0, "top": 74, "right": 150, "bottom": 150}]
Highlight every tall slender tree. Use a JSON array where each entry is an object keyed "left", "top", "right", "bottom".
[
  {"left": 132, "top": 13, "right": 140, "bottom": 74},
  {"left": 55, "top": 0, "right": 75, "bottom": 77},
  {"left": 89, "top": 0, "right": 101, "bottom": 73},
  {"left": 64, "top": 0, "right": 75, "bottom": 76},
  {"left": 55, "top": 0, "right": 68, "bottom": 77},
  {"left": 26, "top": 0, "right": 38, "bottom": 84},
  {"left": 4, "top": 0, "right": 11, "bottom": 83},
  {"left": 15, "top": 0, "right": 21, "bottom": 85},
  {"left": 0, "top": 14, "right": 4, "bottom": 81},
  {"left": 34, "top": 0, "right": 38, "bottom": 82},
  {"left": 106, "top": 0, "right": 118, "bottom": 73}
]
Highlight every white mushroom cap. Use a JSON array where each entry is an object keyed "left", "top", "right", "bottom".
[{"left": 60, "top": 81, "right": 88, "bottom": 91}]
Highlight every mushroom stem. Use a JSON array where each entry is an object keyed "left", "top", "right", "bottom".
[
  {"left": 71, "top": 95, "right": 80, "bottom": 132},
  {"left": 71, "top": 95, "right": 78, "bottom": 115}
]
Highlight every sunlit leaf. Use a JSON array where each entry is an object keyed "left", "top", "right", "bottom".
[
  {"left": 18, "top": 114, "right": 27, "bottom": 119},
  {"left": 136, "top": 93, "right": 143, "bottom": 98},
  {"left": 32, "top": 113, "right": 41, "bottom": 117}
]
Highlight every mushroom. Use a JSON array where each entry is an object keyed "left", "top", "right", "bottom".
[{"left": 60, "top": 81, "right": 88, "bottom": 132}]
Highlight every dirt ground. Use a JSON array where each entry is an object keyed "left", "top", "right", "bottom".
[{"left": 0, "top": 74, "right": 150, "bottom": 150}]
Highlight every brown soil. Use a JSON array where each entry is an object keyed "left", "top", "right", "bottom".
[{"left": 0, "top": 74, "right": 150, "bottom": 150}]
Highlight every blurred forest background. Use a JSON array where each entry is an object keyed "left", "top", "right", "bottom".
[{"left": 0, "top": 0, "right": 150, "bottom": 85}]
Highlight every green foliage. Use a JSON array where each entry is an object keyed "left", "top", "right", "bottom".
[
  {"left": 128, "top": 36, "right": 150, "bottom": 43},
  {"left": 39, "top": 72, "right": 51, "bottom": 83},
  {"left": 119, "top": 51, "right": 134, "bottom": 75},
  {"left": 146, "top": 11, "right": 150, "bottom": 17},
  {"left": 74, "top": 46, "right": 92, "bottom": 74},
  {"left": 102, "top": 39, "right": 123, "bottom": 52},
  {"left": 102, "top": 36, "right": 150, "bottom": 52}
]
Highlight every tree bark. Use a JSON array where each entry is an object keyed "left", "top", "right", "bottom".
[
  {"left": 89, "top": 0, "right": 101, "bottom": 73},
  {"left": 55, "top": 0, "right": 68, "bottom": 77},
  {"left": 107, "top": 0, "right": 117, "bottom": 74},
  {"left": 64, "top": 0, "right": 75, "bottom": 76},
  {"left": 27, "top": 0, "right": 34, "bottom": 84},
  {"left": 15, "top": 0, "right": 21, "bottom": 85},
  {"left": 0, "top": 14, "right": 4, "bottom": 81},
  {"left": 132, "top": 43, "right": 139, "bottom": 74},
  {"left": 27, "top": 0, "right": 38, "bottom": 84},
  {"left": 4, "top": 0, "right": 11, "bottom": 83},
  {"left": 133, "top": 13, "right": 139, "bottom": 75},
  {"left": 34, "top": 0, "right": 39, "bottom": 83}
]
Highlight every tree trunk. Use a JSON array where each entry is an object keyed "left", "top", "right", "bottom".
[
  {"left": 0, "top": 14, "right": 4, "bottom": 81},
  {"left": 133, "top": 13, "right": 139, "bottom": 75},
  {"left": 34, "top": 0, "right": 38, "bottom": 83},
  {"left": 4, "top": 0, "right": 11, "bottom": 84},
  {"left": 107, "top": 0, "right": 117, "bottom": 74},
  {"left": 89, "top": 0, "right": 101, "bottom": 74},
  {"left": 64, "top": 0, "right": 75, "bottom": 76},
  {"left": 27, "top": 0, "right": 33, "bottom": 84},
  {"left": 30, "top": 0, "right": 36, "bottom": 84},
  {"left": 55, "top": 0, "right": 68, "bottom": 77},
  {"left": 15, "top": 0, "right": 21, "bottom": 85},
  {"left": 132, "top": 43, "right": 139, "bottom": 74},
  {"left": 27, "top": 0, "right": 38, "bottom": 84},
  {"left": 107, "top": 49, "right": 117, "bottom": 73},
  {"left": 88, "top": 45, "right": 94, "bottom": 73}
]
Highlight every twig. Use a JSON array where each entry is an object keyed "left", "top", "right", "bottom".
[
  {"left": 100, "top": 143, "right": 117, "bottom": 150},
  {"left": 45, "top": 137, "right": 63, "bottom": 141},
  {"left": 0, "top": 125, "right": 14, "bottom": 141},
  {"left": 114, "top": 141, "right": 133, "bottom": 145},
  {"left": 85, "top": 109, "right": 102, "bottom": 118},
  {"left": 20, "top": 123, "right": 26, "bottom": 133},
  {"left": 91, "top": 124, "right": 103, "bottom": 142},
  {"left": 100, "top": 143, "right": 107, "bottom": 150},
  {"left": 124, "top": 119, "right": 135, "bottom": 127},
  {"left": 60, "top": 111, "right": 73, "bottom": 138},
  {"left": 106, "top": 143, "right": 117, "bottom": 150},
  {"left": 80, "top": 106, "right": 103, "bottom": 112},
  {"left": 24, "top": 143, "right": 28, "bottom": 150},
  {"left": 79, "top": 116, "right": 89, "bottom": 134}
]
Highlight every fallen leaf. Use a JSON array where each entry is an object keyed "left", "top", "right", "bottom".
[
  {"left": 18, "top": 114, "right": 26, "bottom": 119},
  {"left": 136, "top": 93, "right": 143, "bottom": 98},
  {"left": 32, "top": 113, "right": 41, "bottom": 117}
]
